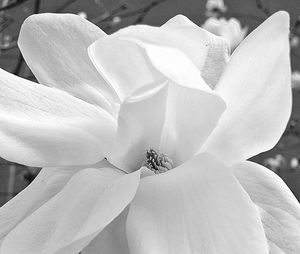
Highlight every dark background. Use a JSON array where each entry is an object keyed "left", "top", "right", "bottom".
[{"left": 0, "top": 0, "right": 300, "bottom": 206}]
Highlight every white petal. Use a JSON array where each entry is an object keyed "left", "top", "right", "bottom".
[
  {"left": 159, "top": 82, "right": 226, "bottom": 164},
  {"left": 110, "top": 83, "right": 169, "bottom": 172},
  {"left": 202, "top": 11, "right": 292, "bottom": 164},
  {"left": 233, "top": 161, "right": 300, "bottom": 254},
  {"left": 82, "top": 209, "right": 130, "bottom": 254},
  {"left": 0, "top": 168, "right": 140, "bottom": 254},
  {"left": 123, "top": 14, "right": 230, "bottom": 88},
  {"left": 110, "top": 73, "right": 225, "bottom": 171},
  {"left": 127, "top": 153, "right": 269, "bottom": 254},
  {"left": 0, "top": 160, "right": 111, "bottom": 241},
  {"left": 89, "top": 15, "right": 229, "bottom": 100},
  {"left": 89, "top": 36, "right": 163, "bottom": 102},
  {"left": 0, "top": 68, "right": 116, "bottom": 167},
  {"left": 18, "top": 13, "right": 118, "bottom": 112}
]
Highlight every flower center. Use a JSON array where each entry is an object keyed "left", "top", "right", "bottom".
[{"left": 143, "top": 148, "right": 173, "bottom": 174}]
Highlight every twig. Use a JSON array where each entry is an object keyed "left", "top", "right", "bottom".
[
  {"left": 54, "top": 0, "right": 78, "bottom": 13},
  {"left": 255, "top": 0, "right": 270, "bottom": 16},
  {"left": 0, "top": 0, "right": 29, "bottom": 12}
]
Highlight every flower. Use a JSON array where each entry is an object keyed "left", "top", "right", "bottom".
[
  {"left": 0, "top": 11, "right": 298, "bottom": 254},
  {"left": 290, "top": 33, "right": 300, "bottom": 48},
  {"left": 205, "top": 0, "right": 227, "bottom": 17},
  {"left": 263, "top": 154, "right": 287, "bottom": 173},
  {"left": 292, "top": 70, "right": 300, "bottom": 90},
  {"left": 290, "top": 157, "right": 300, "bottom": 170},
  {"left": 77, "top": 11, "right": 87, "bottom": 19},
  {"left": 202, "top": 17, "right": 248, "bottom": 50}
]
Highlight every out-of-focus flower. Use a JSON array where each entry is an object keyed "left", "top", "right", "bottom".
[
  {"left": 290, "top": 157, "right": 300, "bottom": 170},
  {"left": 77, "top": 11, "right": 87, "bottom": 19},
  {"left": 205, "top": 0, "right": 227, "bottom": 17},
  {"left": 0, "top": 12, "right": 298, "bottom": 254},
  {"left": 202, "top": 17, "right": 248, "bottom": 50},
  {"left": 264, "top": 154, "right": 287, "bottom": 173},
  {"left": 290, "top": 33, "right": 300, "bottom": 48},
  {"left": 292, "top": 70, "right": 300, "bottom": 90},
  {"left": 111, "top": 16, "right": 122, "bottom": 25}
]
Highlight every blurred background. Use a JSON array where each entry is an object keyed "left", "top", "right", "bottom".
[{"left": 0, "top": 0, "right": 300, "bottom": 206}]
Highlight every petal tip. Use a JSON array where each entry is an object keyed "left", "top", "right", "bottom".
[
  {"left": 270, "top": 11, "right": 290, "bottom": 30},
  {"left": 163, "top": 14, "right": 196, "bottom": 27}
]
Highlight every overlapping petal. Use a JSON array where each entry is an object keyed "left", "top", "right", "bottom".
[
  {"left": 121, "top": 14, "right": 230, "bottom": 88},
  {"left": 159, "top": 82, "right": 225, "bottom": 164},
  {"left": 0, "top": 166, "right": 82, "bottom": 240},
  {"left": 110, "top": 83, "right": 169, "bottom": 172},
  {"left": 88, "top": 15, "right": 229, "bottom": 100},
  {"left": 91, "top": 36, "right": 226, "bottom": 170},
  {"left": 0, "top": 68, "right": 116, "bottom": 167},
  {"left": 82, "top": 209, "right": 130, "bottom": 254},
  {"left": 233, "top": 161, "right": 300, "bottom": 254},
  {"left": 126, "top": 153, "right": 269, "bottom": 254},
  {"left": 202, "top": 11, "right": 292, "bottom": 165},
  {"left": 18, "top": 13, "right": 118, "bottom": 112},
  {"left": 0, "top": 168, "right": 140, "bottom": 254},
  {"left": 0, "top": 160, "right": 111, "bottom": 241}
]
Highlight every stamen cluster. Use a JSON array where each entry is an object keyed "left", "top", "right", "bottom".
[{"left": 143, "top": 148, "right": 173, "bottom": 174}]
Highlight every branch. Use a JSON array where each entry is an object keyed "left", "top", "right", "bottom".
[
  {"left": 255, "top": 0, "right": 270, "bottom": 16},
  {"left": 54, "top": 0, "right": 78, "bottom": 13},
  {"left": 0, "top": 0, "right": 29, "bottom": 12}
]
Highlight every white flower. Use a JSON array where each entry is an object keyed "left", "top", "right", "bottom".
[
  {"left": 0, "top": 12, "right": 298, "bottom": 254},
  {"left": 264, "top": 154, "right": 287, "bottom": 173},
  {"left": 290, "top": 157, "right": 300, "bottom": 169},
  {"left": 290, "top": 34, "right": 300, "bottom": 48},
  {"left": 77, "top": 11, "right": 87, "bottom": 19},
  {"left": 292, "top": 70, "right": 300, "bottom": 90},
  {"left": 205, "top": 0, "right": 227, "bottom": 17},
  {"left": 202, "top": 17, "right": 248, "bottom": 50}
]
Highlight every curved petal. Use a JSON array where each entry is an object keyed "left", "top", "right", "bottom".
[
  {"left": 88, "top": 16, "right": 229, "bottom": 100},
  {"left": 0, "top": 168, "right": 140, "bottom": 254},
  {"left": 126, "top": 153, "right": 269, "bottom": 254},
  {"left": 82, "top": 209, "right": 130, "bottom": 254},
  {"left": 120, "top": 14, "right": 230, "bottom": 88},
  {"left": 0, "top": 160, "right": 111, "bottom": 240},
  {"left": 18, "top": 13, "right": 118, "bottom": 112},
  {"left": 202, "top": 11, "right": 292, "bottom": 164},
  {"left": 0, "top": 68, "right": 116, "bottom": 167},
  {"left": 110, "top": 82, "right": 169, "bottom": 172},
  {"left": 110, "top": 64, "right": 225, "bottom": 171},
  {"left": 159, "top": 82, "right": 226, "bottom": 165},
  {"left": 233, "top": 161, "right": 300, "bottom": 254}
]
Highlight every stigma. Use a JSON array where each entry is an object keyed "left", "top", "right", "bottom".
[{"left": 143, "top": 149, "right": 173, "bottom": 174}]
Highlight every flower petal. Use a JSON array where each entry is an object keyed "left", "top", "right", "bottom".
[
  {"left": 88, "top": 15, "right": 229, "bottom": 100},
  {"left": 110, "top": 82, "right": 169, "bottom": 172},
  {"left": 202, "top": 11, "right": 292, "bottom": 164},
  {"left": 109, "top": 60, "right": 225, "bottom": 171},
  {"left": 0, "top": 168, "right": 140, "bottom": 254},
  {"left": 126, "top": 153, "right": 269, "bottom": 254},
  {"left": 159, "top": 82, "right": 226, "bottom": 164},
  {"left": 0, "top": 68, "right": 116, "bottom": 167},
  {"left": 233, "top": 161, "right": 300, "bottom": 254},
  {"left": 123, "top": 14, "right": 230, "bottom": 88},
  {"left": 0, "top": 160, "right": 111, "bottom": 241},
  {"left": 18, "top": 13, "right": 118, "bottom": 112},
  {"left": 82, "top": 209, "right": 130, "bottom": 254}
]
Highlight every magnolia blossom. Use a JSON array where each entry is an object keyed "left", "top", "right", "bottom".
[
  {"left": 202, "top": 17, "right": 248, "bottom": 50},
  {"left": 0, "top": 11, "right": 298, "bottom": 254}
]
